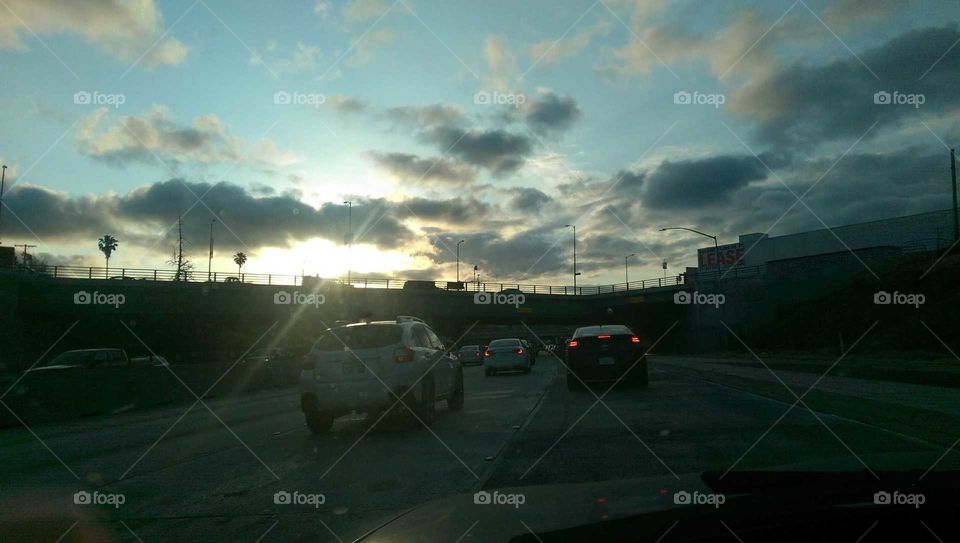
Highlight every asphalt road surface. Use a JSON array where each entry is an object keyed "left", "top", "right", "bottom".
[{"left": 2, "top": 354, "right": 958, "bottom": 542}]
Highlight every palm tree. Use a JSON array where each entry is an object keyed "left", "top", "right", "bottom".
[
  {"left": 98, "top": 235, "right": 119, "bottom": 276},
  {"left": 233, "top": 252, "right": 247, "bottom": 278}
]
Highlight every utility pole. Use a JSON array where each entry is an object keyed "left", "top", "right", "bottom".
[
  {"left": 208, "top": 219, "right": 216, "bottom": 281},
  {"left": 456, "top": 239, "right": 465, "bottom": 283},
  {"left": 176, "top": 215, "right": 184, "bottom": 281},
  {"left": 15, "top": 244, "right": 36, "bottom": 265},
  {"left": 951, "top": 149, "right": 958, "bottom": 244},
  {"left": 343, "top": 201, "right": 352, "bottom": 284},
  {"left": 625, "top": 253, "right": 636, "bottom": 284},
  {"left": 564, "top": 224, "right": 581, "bottom": 290},
  {"left": 0, "top": 165, "right": 6, "bottom": 245}
]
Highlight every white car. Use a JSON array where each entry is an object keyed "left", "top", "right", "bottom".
[
  {"left": 299, "top": 316, "right": 464, "bottom": 434},
  {"left": 483, "top": 338, "right": 532, "bottom": 376}
]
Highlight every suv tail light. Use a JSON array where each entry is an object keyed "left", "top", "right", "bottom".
[
  {"left": 484, "top": 350, "right": 493, "bottom": 357},
  {"left": 597, "top": 334, "right": 611, "bottom": 339},
  {"left": 630, "top": 336, "right": 641, "bottom": 344},
  {"left": 567, "top": 339, "right": 579, "bottom": 348},
  {"left": 515, "top": 347, "right": 525, "bottom": 355},
  {"left": 394, "top": 346, "right": 415, "bottom": 363}
]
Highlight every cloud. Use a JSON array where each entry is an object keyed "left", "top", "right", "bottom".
[
  {"left": 328, "top": 94, "right": 368, "bottom": 114},
  {"left": 394, "top": 196, "right": 491, "bottom": 224},
  {"left": 342, "top": 0, "right": 394, "bottom": 22},
  {"left": 0, "top": 0, "right": 187, "bottom": 67},
  {"left": 635, "top": 155, "right": 767, "bottom": 210},
  {"left": 370, "top": 151, "right": 477, "bottom": 185},
  {"left": 730, "top": 25, "right": 960, "bottom": 147},
  {"left": 423, "top": 125, "right": 535, "bottom": 176},
  {"left": 518, "top": 90, "right": 582, "bottom": 136},
  {"left": 528, "top": 19, "right": 610, "bottom": 68},
  {"left": 75, "top": 106, "right": 303, "bottom": 168},
  {"left": 506, "top": 187, "right": 552, "bottom": 212},
  {"left": 482, "top": 35, "right": 520, "bottom": 91},
  {"left": 251, "top": 42, "right": 323, "bottom": 75},
  {"left": 385, "top": 104, "right": 465, "bottom": 128}
]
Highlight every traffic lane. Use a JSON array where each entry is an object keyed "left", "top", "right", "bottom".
[
  {"left": 0, "top": 361, "right": 555, "bottom": 542},
  {"left": 484, "top": 358, "right": 946, "bottom": 489}
]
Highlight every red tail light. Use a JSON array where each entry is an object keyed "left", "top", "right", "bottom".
[
  {"left": 484, "top": 350, "right": 493, "bottom": 357},
  {"left": 515, "top": 348, "right": 524, "bottom": 355},
  {"left": 568, "top": 340, "right": 579, "bottom": 348},
  {"left": 597, "top": 334, "right": 611, "bottom": 339},
  {"left": 474, "top": 351, "right": 480, "bottom": 357},
  {"left": 394, "top": 346, "right": 415, "bottom": 363},
  {"left": 630, "top": 336, "right": 641, "bottom": 344}
]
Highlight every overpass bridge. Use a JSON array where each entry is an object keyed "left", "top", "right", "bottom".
[{"left": 0, "top": 264, "right": 764, "bottom": 373}]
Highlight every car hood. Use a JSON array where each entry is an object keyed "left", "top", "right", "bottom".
[{"left": 354, "top": 473, "right": 706, "bottom": 542}]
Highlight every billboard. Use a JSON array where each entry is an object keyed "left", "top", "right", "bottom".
[{"left": 698, "top": 243, "right": 745, "bottom": 268}]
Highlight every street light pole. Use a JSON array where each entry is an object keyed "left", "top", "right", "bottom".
[
  {"left": 625, "top": 253, "right": 636, "bottom": 285},
  {"left": 208, "top": 219, "right": 216, "bottom": 281},
  {"left": 0, "top": 165, "right": 6, "bottom": 245},
  {"left": 456, "top": 239, "right": 465, "bottom": 283},
  {"left": 343, "top": 201, "right": 352, "bottom": 284},
  {"left": 659, "top": 226, "right": 720, "bottom": 276},
  {"left": 564, "top": 224, "right": 580, "bottom": 290}
]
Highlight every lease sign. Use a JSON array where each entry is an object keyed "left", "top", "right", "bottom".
[{"left": 698, "top": 243, "right": 745, "bottom": 268}]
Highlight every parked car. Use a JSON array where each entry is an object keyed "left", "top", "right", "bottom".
[
  {"left": 299, "top": 315, "right": 463, "bottom": 434},
  {"left": 565, "top": 325, "right": 647, "bottom": 390},
  {"left": 456, "top": 344, "right": 484, "bottom": 366},
  {"left": 483, "top": 338, "right": 531, "bottom": 376},
  {"left": 28, "top": 348, "right": 130, "bottom": 372}
]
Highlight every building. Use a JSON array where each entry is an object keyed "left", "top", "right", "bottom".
[{"left": 694, "top": 209, "right": 955, "bottom": 273}]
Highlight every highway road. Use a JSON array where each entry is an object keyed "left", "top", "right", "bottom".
[{"left": 2, "top": 354, "right": 959, "bottom": 542}]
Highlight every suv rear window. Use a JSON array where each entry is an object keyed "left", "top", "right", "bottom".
[
  {"left": 489, "top": 339, "right": 521, "bottom": 348},
  {"left": 574, "top": 325, "right": 633, "bottom": 338},
  {"left": 312, "top": 324, "right": 403, "bottom": 351},
  {"left": 459, "top": 345, "right": 479, "bottom": 351}
]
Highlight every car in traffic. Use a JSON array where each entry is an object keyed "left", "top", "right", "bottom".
[
  {"left": 456, "top": 344, "right": 484, "bottom": 366},
  {"left": 130, "top": 354, "right": 170, "bottom": 367},
  {"left": 483, "top": 338, "right": 532, "bottom": 376},
  {"left": 565, "top": 324, "right": 647, "bottom": 390},
  {"left": 27, "top": 348, "right": 130, "bottom": 372},
  {"left": 520, "top": 338, "right": 538, "bottom": 365},
  {"left": 299, "top": 316, "right": 463, "bottom": 433}
]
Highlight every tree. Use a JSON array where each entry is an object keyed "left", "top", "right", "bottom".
[
  {"left": 233, "top": 252, "right": 247, "bottom": 277},
  {"left": 98, "top": 235, "right": 118, "bottom": 275},
  {"left": 166, "top": 215, "right": 193, "bottom": 281}
]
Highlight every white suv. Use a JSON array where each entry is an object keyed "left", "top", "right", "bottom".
[{"left": 299, "top": 316, "right": 464, "bottom": 434}]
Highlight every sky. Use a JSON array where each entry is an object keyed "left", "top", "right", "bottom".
[{"left": 0, "top": 0, "right": 958, "bottom": 286}]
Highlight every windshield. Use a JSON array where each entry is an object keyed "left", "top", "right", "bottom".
[
  {"left": 3, "top": 1, "right": 959, "bottom": 541},
  {"left": 312, "top": 324, "right": 402, "bottom": 351}
]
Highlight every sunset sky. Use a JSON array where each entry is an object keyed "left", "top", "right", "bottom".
[{"left": 1, "top": 0, "right": 957, "bottom": 285}]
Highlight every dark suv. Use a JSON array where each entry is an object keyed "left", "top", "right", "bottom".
[{"left": 565, "top": 324, "right": 647, "bottom": 390}]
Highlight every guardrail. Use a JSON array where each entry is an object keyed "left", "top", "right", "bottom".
[{"left": 6, "top": 264, "right": 692, "bottom": 295}]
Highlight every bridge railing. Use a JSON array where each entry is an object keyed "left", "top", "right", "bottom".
[{"left": 7, "top": 264, "right": 692, "bottom": 295}]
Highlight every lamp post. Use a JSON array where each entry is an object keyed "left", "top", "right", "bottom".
[
  {"left": 659, "top": 226, "right": 720, "bottom": 276},
  {"left": 208, "top": 219, "right": 216, "bottom": 281},
  {"left": 343, "top": 201, "right": 352, "bottom": 284},
  {"left": 456, "top": 239, "right": 465, "bottom": 283},
  {"left": 0, "top": 164, "right": 6, "bottom": 245},
  {"left": 564, "top": 224, "right": 581, "bottom": 290},
  {"left": 625, "top": 253, "right": 636, "bottom": 285}
]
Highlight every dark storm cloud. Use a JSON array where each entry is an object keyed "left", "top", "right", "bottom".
[
  {"left": 641, "top": 155, "right": 767, "bottom": 209},
  {"left": 521, "top": 91, "right": 582, "bottom": 135},
  {"left": 732, "top": 25, "right": 960, "bottom": 146},
  {"left": 369, "top": 151, "right": 477, "bottom": 185},
  {"left": 507, "top": 187, "right": 552, "bottom": 212},
  {"left": 423, "top": 125, "right": 535, "bottom": 176},
  {"left": 425, "top": 229, "right": 567, "bottom": 280},
  {"left": 393, "top": 196, "right": 491, "bottom": 224},
  {"left": 1, "top": 179, "right": 417, "bottom": 253}
]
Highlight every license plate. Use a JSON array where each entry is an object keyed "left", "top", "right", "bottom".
[
  {"left": 598, "top": 357, "right": 615, "bottom": 366},
  {"left": 342, "top": 361, "right": 364, "bottom": 374}
]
